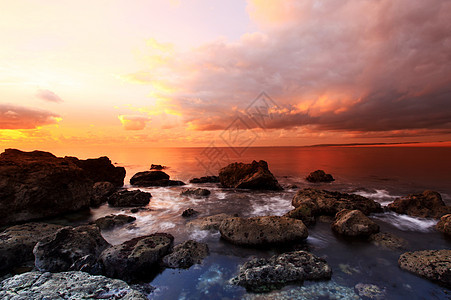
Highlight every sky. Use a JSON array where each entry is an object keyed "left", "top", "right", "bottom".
[{"left": 1, "top": 0, "right": 451, "bottom": 150}]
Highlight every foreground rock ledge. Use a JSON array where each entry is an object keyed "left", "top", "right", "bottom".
[
  {"left": 0, "top": 271, "right": 146, "bottom": 299},
  {"left": 398, "top": 249, "right": 451, "bottom": 288},
  {"left": 230, "top": 251, "right": 332, "bottom": 292}
]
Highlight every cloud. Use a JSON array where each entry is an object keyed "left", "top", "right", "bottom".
[
  {"left": 126, "top": 0, "right": 451, "bottom": 138},
  {"left": 36, "top": 89, "right": 64, "bottom": 103},
  {"left": 0, "top": 104, "right": 61, "bottom": 129},
  {"left": 118, "top": 115, "right": 151, "bottom": 130}
]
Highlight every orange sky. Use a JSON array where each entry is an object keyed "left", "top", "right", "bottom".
[{"left": 1, "top": 0, "right": 451, "bottom": 151}]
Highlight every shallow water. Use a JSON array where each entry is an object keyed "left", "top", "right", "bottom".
[{"left": 49, "top": 146, "right": 451, "bottom": 299}]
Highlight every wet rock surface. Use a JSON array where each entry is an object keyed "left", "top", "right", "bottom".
[
  {"left": 108, "top": 190, "right": 152, "bottom": 207},
  {"left": 187, "top": 213, "right": 234, "bottom": 230},
  {"left": 331, "top": 209, "right": 380, "bottom": 237},
  {"left": 354, "top": 283, "right": 386, "bottom": 300},
  {"left": 219, "top": 160, "right": 282, "bottom": 190},
  {"left": 0, "top": 271, "right": 147, "bottom": 299},
  {"left": 91, "top": 181, "right": 116, "bottom": 207},
  {"left": 162, "top": 240, "right": 209, "bottom": 269},
  {"left": 94, "top": 214, "right": 136, "bottom": 230},
  {"left": 283, "top": 202, "right": 316, "bottom": 225},
  {"left": 388, "top": 190, "right": 451, "bottom": 219},
  {"left": 436, "top": 214, "right": 451, "bottom": 235},
  {"left": 219, "top": 216, "right": 308, "bottom": 246},
  {"left": 368, "top": 232, "right": 408, "bottom": 250},
  {"left": 130, "top": 170, "right": 185, "bottom": 187},
  {"left": 306, "top": 170, "right": 335, "bottom": 183},
  {"left": 230, "top": 251, "right": 332, "bottom": 292},
  {"left": 398, "top": 249, "right": 451, "bottom": 288},
  {"left": 182, "top": 208, "right": 199, "bottom": 217},
  {"left": 180, "top": 188, "right": 211, "bottom": 197},
  {"left": 189, "top": 176, "right": 220, "bottom": 183}
]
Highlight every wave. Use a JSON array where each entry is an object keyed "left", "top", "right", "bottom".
[
  {"left": 353, "top": 189, "right": 399, "bottom": 206},
  {"left": 372, "top": 212, "right": 437, "bottom": 232}
]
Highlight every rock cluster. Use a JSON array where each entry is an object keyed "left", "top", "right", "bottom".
[
  {"left": 306, "top": 170, "right": 335, "bottom": 183},
  {"left": 108, "top": 190, "right": 152, "bottom": 207}
]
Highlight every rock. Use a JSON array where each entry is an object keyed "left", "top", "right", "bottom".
[
  {"left": 219, "top": 216, "right": 308, "bottom": 246},
  {"left": 108, "top": 190, "right": 152, "bottom": 207},
  {"left": 285, "top": 184, "right": 299, "bottom": 189},
  {"left": 162, "top": 240, "right": 209, "bottom": 269},
  {"left": 187, "top": 213, "right": 234, "bottom": 230},
  {"left": 292, "top": 188, "right": 382, "bottom": 216},
  {"left": 0, "top": 223, "right": 64, "bottom": 274},
  {"left": 182, "top": 208, "right": 199, "bottom": 217},
  {"left": 100, "top": 233, "right": 174, "bottom": 281},
  {"left": 65, "top": 156, "right": 126, "bottom": 187},
  {"left": 331, "top": 209, "right": 380, "bottom": 237},
  {"left": 283, "top": 202, "right": 317, "bottom": 225},
  {"left": 150, "top": 164, "right": 165, "bottom": 170},
  {"left": 0, "top": 149, "right": 93, "bottom": 226},
  {"left": 94, "top": 214, "right": 136, "bottom": 230},
  {"left": 219, "top": 160, "right": 282, "bottom": 190},
  {"left": 91, "top": 181, "right": 116, "bottom": 207},
  {"left": 354, "top": 283, "right": 386, "bottom": 300},
  {"left": 436, "top": 214, "right": 451, "bottom": 235},
  {"left": 398, "top": 249, "right": 451, "bottom": 288},
  {"left": 68, "top": 254, "right": 104, "bottom": 275},
  {"left": 189, "top": 176, "right": 220, "bottom": 183},
  {"left": 306, "top": 170, "right": 335, "bottom": 183},
  {"left": 388, "top": 190, "right": 451, "bottom": 219},
  {"left": 180, "top": 188, "right": 211, "bottom": 197},
  {"left": 368, "top": 232, "right": 408, "bottom": 250},
  {"left": 230, "top": 251, "right": 332, "bottom": 292},
  {"left": 130, "top": 170, "right": 185, "bottom": 187},
  {"left": 0, "top": 271, "right": 147, "bottom": 299},
  {"left": 34, "top": 225, "right": 110, "bottom": 272}
]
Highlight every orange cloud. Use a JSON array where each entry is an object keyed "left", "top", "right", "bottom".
[
  {"left": 36, "top": 89, "right": 64, "bottom": 103},
  {"left": 0, "top": 104, "right": 61, "bottom": 129},
  {"left": 118, "top": 115, "right": 151, "bottom": 130}
]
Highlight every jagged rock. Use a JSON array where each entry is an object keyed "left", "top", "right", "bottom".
[
  {"left": 0, "top": 271, "right": 147, "bottom": 299},
  {"left": 100, "top": 233, "right": 174, "bottom": 281},
  {"left": 187, "top": 214, "right": 234, "bottom": 230},
  {"left": 230, "top": 251, "right": 332, "bottom": 292},
  {"left": 69, "top": 254, "right": 104, "bottom": 275},
  {"left": 398, "top": 249, "right": 451, "bottom": 288},
  {"left": 94, "top": 214, "right": 136, "bottom": 230},
  {"left": 91, "top": 181, "right": 116, "bottom": 207},
  {"left": 33, "top": 225, "right": 110, "bottom": 273},
  {"left": 150, "top": 164, "right": 165, "bottom": 170},
  {"left": 436, "top": 214, "right": 451, "bottom": 235},
  {"left": 108, "top": 190, "right": 152, "bottom": 207},
  {"left": 306, "top": 170, "right": 335, "bottom": 183},
  {"left": 219, "top": 160, "right": 282, "bottom": 190},
  {"left": 130, "top": 170, "right": 185, "bottom": 187},
  {"left": 388, "top": 190, "right": 451, "bottom": 219},
  {"left": 368, "top": 232, "right": 408, "bottom": 250},
  {"left": 180, "top": 188, "right": 211, "bottom": 197},
  {"left": 219, "top": 216, "right": 308, "bottom": 246},
  {"left": 331, "top": 209, "right": 380, "bottom": 237},
  {"left": 354, "top": 283, "right": 386, "bottom": 300},
  {"left": 189, "top": 176, "right": 220, "bottom": 183},
  {"left": 182, "top": 208, "right": 199, "bottom": 217},
  {"left": 0, "top": 223, "right": 64, "bottom": 274},
  {"left": 162, "top": 240, "right": 209, "bottom": 268}
]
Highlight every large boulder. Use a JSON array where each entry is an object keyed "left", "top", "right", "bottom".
[
  {"left": 331, "top": 209, "right": 380, "bottom": 237},
  {"left": 130, "top": 170, "right": 185, "bottom": 187},
  {"left": 398, "top": 249, "right": 451, "bottom": 288},
  {"left": 180, "top": 188, "right": 211, "bottom": 197},
  {"left": 189, "top": 176, "right": 220, "bottom": 183},
  {"left": 162, "top": 240, "right": 209, "bottom": 269},
  {"left": 388, "top": 190, "right": 451, "bottom": 219},
  {"left": 219, "top": 216, "right": 308, "bottom": 246},
  {"left": 0, "top": 149, "right": 93, "bottom": 226},
  {"left": 91, "top": 181, "right": 116, "bottom": 207},
  {"left": 0, "top": 223, "right": 64, "bottom": 274},
  {"left": 187, "top": 213, "right": 234, "bottom": 231},
  {"left": 33, "top": 225, "right": 110, "bottom": 273},
  {"left": 219, "top": 160, "right": 282, "bottom": 190},
  {"left": 306, "top": 170, "right": 335, "bottom": 183},
  {"left": 108, "top": 190, "right": 152, "bottom": 207},
  {"left": 94, "top": 214, "right": 136, "bottom": 230},
  {"left": 0, "top": 271, "right": 147, "bottom": 299},
  {"left": 436, "top": 214, "right": 451, "bottom": 235},
  {"left": 100, "top": 233, "right": 174, "bottom": 281},
  {"left": 230, "top": 251, "right": 332, "bottom": 292},
  {"left": 291, "top": 188, "right": 382, "bottom": 216}
]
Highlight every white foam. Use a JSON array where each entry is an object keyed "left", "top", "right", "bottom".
[
  {"left": 372, "top": 212, "right": 438, "bottom": 232},
  {"left": 248, "top": 195, "right": 292, "bottom": 217},
  {"left": 354, "top": 189, "right": 399, "bottom": 206},
  {"left": 159, "top": 221, "right": 176, "bottom": 230},
  {"left": 216, "top": 192, "right": 226, "bottom": 200}
]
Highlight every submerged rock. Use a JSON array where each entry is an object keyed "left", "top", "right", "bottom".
[
  {"left": 189, "top": 176, "right": 220, "bottom": 183},
  {"left": 91, "top": 181, "right": 116, "bottom": 207},
  {"left": 182, "top": 208, "right": 199, "bottom": 217},
  {"left": 354, "top": 283, "right": 386, "bottom": 300},
  {"left": 0, "top": 223, "right": 64, "bottom": 274},
  {"left": 219, "top": 160, "right": 282, "bottom": 190},
  {"left": 108, "top": 190, "right": 152, "bottom": 207},
  {"left": 388, "top": 190, "right": 451, "bottom": 219},
  {"left": 436, "top": 214, "right": 451, "bottom": 235},
  {"left": 100, "top": 233, "right": 174, "bottom": 281},
  {"left": 306, "top": 170, "right": 335, "bottom": 183},
  {"left": 0, "top": 271, "right": 146, "bottom": 299},
  {"left": 180, "top": 188, "right": 211, "bottom": 197},
  {"left": 398, "top": 249, "right": 451, "bottom": 288},
  {"left": 162, "top": 240, "right": 209, "bottom": 269},
  {"left": 368, "top": 232, "right": 408, "bottom": 250},
  {"left": 187, "top": 213, "right": 235, "bottom": 231},
  {"left": 94, "top": 214, "right": 136, "bottom": 230},
  {"left": 331, "top": 209, "right": 380, "bottom": 237},
  {"left": 34, "top": 225, "right": 110, "bottom": 273},
  {"left": 230, "top": 251, "right": 332, "bottom": 292},
  {"left": 219, "top": 216, "right": 308, "bottom": 246},
  {"left": 130, "top": 170, "right": 185, "bottom": 187}
]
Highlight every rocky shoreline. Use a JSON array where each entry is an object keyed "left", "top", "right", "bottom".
[{"left": 1, "top": 149, "right": 450, "bottom": 298}]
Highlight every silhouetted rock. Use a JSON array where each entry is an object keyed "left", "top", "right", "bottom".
[
  {"left": 331, "top": 209, "right": 380, "bottom": 237},
  {"left": 219, "top": 160, "right": 282, "bottom": 190},
  {"left": 230, "top": 251, "right": 332, "bottom": 292},
  {"left": 180, "top": 188, "right": 211, "bottom": 197},
  {"left": 436, "top": 214, "right": 451, "bottom": 235},
  {"left": 187, "top": 213, "right": 234, "bottom": 230},
  {"left": 108, "top": 190, "right": 152, "bottom": 207},
  {"left": 398, "top": 249, "right": 451, "bottom": 288},
  {"left": 94, "top": 214, "right": 136, "bottom": 230},
  {"left": 219, "top": 216, "right": 308, "bottom": 246},
  {"left": 150, "top": 164, "right": 165, "bottom": 170},
  {"left": 189, "top": 176, "right": 220, "bottom": 183},
  {"left": 388, "top": 190, "right": 451, "bottom": 219},
  {"left": 130, "top": 170, "right": 185, "bottom": 187},
  {"left": 91, "top": 181, "right": 116, "bottom": 207},
  {"left": 182, "top": 208, "right": 199, "bottom": 217},
  {"left": 162, "top": 240, "right": 209, "bottom": 269},
  {"left": 306, "top": 170, "right": 335, "bottom": 183}
]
